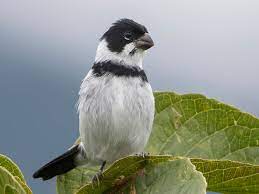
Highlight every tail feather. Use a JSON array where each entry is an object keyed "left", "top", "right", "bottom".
[{"left": 33, "top": 144, "right": 81, "bottom": 180}]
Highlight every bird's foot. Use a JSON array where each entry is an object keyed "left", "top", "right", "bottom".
[
  {"left": 92, "top": 171, "right": 104, "bottom": 185},
  {"left": 91, "top": 161, "right": 106, "bottom": 185},
  {"left": 135, "top": 152, "right": 150, "bottom": 158}
]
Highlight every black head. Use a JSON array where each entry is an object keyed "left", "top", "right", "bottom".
[{"left": 101, "top": 19, "right": 154, "bottom": 53}]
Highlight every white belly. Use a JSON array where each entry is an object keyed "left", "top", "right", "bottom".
[{"left": 78, "top": 73, "right": 154, "bottom": 164}]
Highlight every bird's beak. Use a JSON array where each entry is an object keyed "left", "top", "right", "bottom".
[{"left": 135, "top": 33, "right": 154, "bottom": 50}]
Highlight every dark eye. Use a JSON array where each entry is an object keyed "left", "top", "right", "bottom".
[{"left": 123, "top": 32, "right": 133, "bottom": 41}]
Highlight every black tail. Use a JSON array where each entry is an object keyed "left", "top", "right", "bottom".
[{"left": 33, "top": 144, "right": 81, "bottom": 180}]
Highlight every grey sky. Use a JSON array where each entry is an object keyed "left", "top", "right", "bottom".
[{"left": 0, "top": 0, "right": 259, "bottom": 193}]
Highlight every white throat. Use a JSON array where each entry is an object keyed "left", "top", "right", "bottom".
[{"left": 95, "top": 39, "right": 145, "bottom": 68}]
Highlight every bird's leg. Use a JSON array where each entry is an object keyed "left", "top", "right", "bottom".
[
  {"left": 92, "top": 161, "right": 106, "bottom": 184},
  {"left": 135, "top": 152, "right": 150, "bottom": 158}
]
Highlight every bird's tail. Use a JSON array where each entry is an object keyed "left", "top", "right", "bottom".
[{"left": 33, "top": 143, "right": 85, "bottom": 180}]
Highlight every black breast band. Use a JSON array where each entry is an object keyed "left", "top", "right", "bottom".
[{"left": 92, "top": 61, "right": 148, "bottom": 82}]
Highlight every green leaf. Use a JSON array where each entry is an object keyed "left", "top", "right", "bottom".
[
  {"left": 191, "top": 158, "right": 259, "bottom": 194},
  {"left": 0, "top": 155, "right": 32, "bottom": 194},
  {"left": 75, "top": 156, "right": 206, "bottom": 194},
  {"left": 146, "top": 92, "right": 259, "bottom": 164},
  {"left": 0, "top": 154, "right": 25, "bottom": 183},
  {"left": 58, "top": 156, "right": 258, "bottom": 194},
  {"left": 0, "top": 167, "right": 26, "bottom": 194}
]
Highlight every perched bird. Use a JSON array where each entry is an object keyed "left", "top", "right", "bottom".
[{"left": 33, "top": 18, "right": 155, "bottom": 181}]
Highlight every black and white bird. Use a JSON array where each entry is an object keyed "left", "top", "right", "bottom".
[{"left": 33, "top": 18, "right": 155, "bottom": 181}]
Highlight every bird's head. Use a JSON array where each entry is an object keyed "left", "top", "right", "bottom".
[{"left": 95, "top": 19, "right": 154, "bottom": 67}]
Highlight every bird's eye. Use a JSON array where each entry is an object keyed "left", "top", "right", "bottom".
[{"left": 123, "top": 32, "right": 133, "bottom": 41}]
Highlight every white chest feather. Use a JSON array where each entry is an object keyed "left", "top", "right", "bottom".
[{"left": 78, "top": 71, "right": 154, "bottom": 164}]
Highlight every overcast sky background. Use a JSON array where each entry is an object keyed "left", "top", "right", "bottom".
[{"left": 0, "top": 0, "right": 259, "bottom": 193}]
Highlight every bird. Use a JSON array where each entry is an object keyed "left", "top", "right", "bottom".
[{"left": 33, "top": 18, "right": 155, "bottom": 181}]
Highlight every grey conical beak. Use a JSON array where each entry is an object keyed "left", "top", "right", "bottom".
[{"left": 135, "top": 33, "right": 154, "bottom": 50}]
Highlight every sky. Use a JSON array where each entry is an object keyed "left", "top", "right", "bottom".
[{"left": 0, "top": 0, "right": 259, "bottom": 193}]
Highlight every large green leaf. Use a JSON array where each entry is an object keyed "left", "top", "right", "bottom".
[
  {"left": 146, "top": 92, "right": 259, "bottom": 164},
  {"left": 0, "top": 167, "right": 26, "bottom": 194},
  {"left": 57, "top": 92, "right": 259, "bottom": 194},
  {"left": 75, "top": 156, "right": 206, "bottom": 194},
  {"left": 58, "top": 156, "right": 259, "bottom": 194}
]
